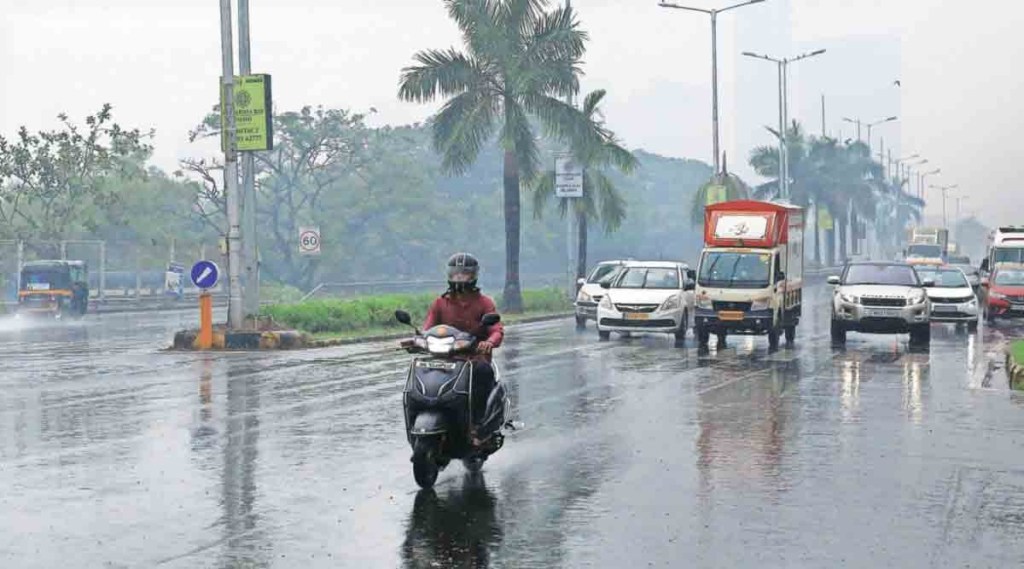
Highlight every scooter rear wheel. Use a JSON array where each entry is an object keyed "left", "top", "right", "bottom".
[{"left": 462, "top": 457, "right": 486, "bottom": 473}]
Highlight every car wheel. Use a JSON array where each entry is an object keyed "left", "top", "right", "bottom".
[
  {"left": 695, "top": 324, "right": 710, "bottom": 348},
  {"left": 910, "top": 323, "right": 931, "bottom": 346},
  {"left": 986, "top": 309, "right": 997, "bottom": 325},
  {"left": 784, "top": 325, "right": 796, "bottom": 345},
  {"left": 598, "top": 330, "right": 611, "bottom": 341},
  {"left": 830, "top": 317, "right": 847, "bottom": 345},
  {"left": 767, "top": 327, "right": 780, "bottom": 351},
  {"left": 968, "top": 320, "right": 979, "bottom": 333},
  {"left": 575, "top": 315, "right": 587, "bottom": 330}
]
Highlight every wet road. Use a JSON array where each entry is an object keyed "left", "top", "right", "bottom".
[{"left": 3, "top": 289, "right": 1024, "bottom": 568}]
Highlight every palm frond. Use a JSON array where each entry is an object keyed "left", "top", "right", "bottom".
[
  {"left": 432, "top": 90, "right": 498, "bottom": 175},
  {"left": 591, "top": 170, "right": 626, "bottom": 233},
  {"left": 581, "top": 89, "right": 606, "bottom": 120},
  {"left": 398, "top": 49, "right": 487, "bottom": 103},
  {"left": 525, "top": 4, "right": 588, "bottom": 65}
]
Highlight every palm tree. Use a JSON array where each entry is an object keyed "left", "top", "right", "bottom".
[
  {"left": 688, "top": 153, "right": 751, "bottom": 226},
  {"left": 398, "top": 0, "right": 600, "bottom": 312},
  {"left": 531, "top": 89, "right": 638, "bottom": 280}
]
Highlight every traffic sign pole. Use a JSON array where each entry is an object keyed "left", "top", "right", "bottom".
[{"left": 198, "top": 292, "right": 213, "bottom": 350}]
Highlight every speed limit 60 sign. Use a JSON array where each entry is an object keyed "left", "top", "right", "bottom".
[{"left": 298, "top": 226, "right": 321, "bottom": 255}]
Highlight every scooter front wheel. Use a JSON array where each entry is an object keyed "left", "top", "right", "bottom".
[
  {"left": 462, "top": 456, "right": 486, "bottom": 473},
  {"left": 412, "top": 436, "right": 440, "bottom": 489}
]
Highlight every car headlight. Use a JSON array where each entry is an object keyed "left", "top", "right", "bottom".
[
  {"left": 659, "top": 294, "right": 681, "bottom": 311},
  {"left": 839, "top": 291, "right": 859, "bottom": 304},
  {"left": 696, "top": 296, "right": 712, "bottom": 309},
  {"left": 599, "top": 295, "right": 613, "bottom": 309},
  {"left": 908, "top": 290, "right": 927, "bottom": 305},
  {"left": 577, "top": 290, "right": 592, "bottom": 303}
]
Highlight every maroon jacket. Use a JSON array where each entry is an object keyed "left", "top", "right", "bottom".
[{"left": 422, "top": 291, "right": 504, "bottom": 360}]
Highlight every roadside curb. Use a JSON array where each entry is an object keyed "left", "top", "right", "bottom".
[
  {"left": 1004, "top": 341, "right": 1024, "bottom": 390},
  {"left": 170, "top": 312, "right": 573, "bottom": 351}
]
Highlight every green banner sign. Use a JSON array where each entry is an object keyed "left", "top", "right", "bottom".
[
  {"left": 705, "top": 185, "right": 728, "bottom": 206},
  {"left": 818, "top": 207, "right": 834, "bottom": 230},
  {"left": 221, "top": 74, "right": 273, "bottom": 152}
]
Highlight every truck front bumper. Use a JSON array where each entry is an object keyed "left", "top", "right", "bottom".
[{"left": 695, "top": 307, "right": 774, "bottom": 334}]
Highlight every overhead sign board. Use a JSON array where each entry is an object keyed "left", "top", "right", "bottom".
[
  {"left": 221, "top": 74, "right": 274, "bottom": 152},
  {"left": 165, "top": 263, "right": 184, "bottom": 298},
  {"left": 555, "top": 155, "right": 583, "bottom": 198},
  {"left": 190, "top": 260, "right": 220, "bottom": 290},
  {"left": 299, "top": 226, "right": 321, "bottom": 255},
  {"left": 713, "top": 214, "right": 770, "bottom": 240}
]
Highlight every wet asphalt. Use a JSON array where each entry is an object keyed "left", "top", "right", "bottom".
[{"left": 2, "top": 287, "right": 1024, "bottom": 568}]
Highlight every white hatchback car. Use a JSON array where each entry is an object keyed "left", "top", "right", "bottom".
[
  {"left": 596, "top": 261, "right": 695, "bottom": 341},
  {"left": 574, "top": 260, "right": 630, "bottom": 329},
  {"left": 914, "top": 266, "right": 980, "bottom": 331}
]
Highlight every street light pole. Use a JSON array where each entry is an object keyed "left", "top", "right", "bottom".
[
  {"left": 742, "top": 47, "right": 826, "bottom": 200},
  {"left": 843, "top": 115, "right": 897, "bottom": 150},
  {"left": 219, "top": 0, "right": 243, "bottom": 329},
  {"left": 239, "top": 0, "right": 260, "bottom": 321},
  {"left": 920, "top": 168, "right": 940, "bottom": 200},
  {"left": 660, "top": 0, "right": 766, "bottom": 176},
  {"left": 931, "top": 184, "right": 958, "bottom": 230}
]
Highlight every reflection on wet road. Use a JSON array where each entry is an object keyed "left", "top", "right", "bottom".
[{"left": 2, "top": 291, "right": 1024, "bottom": 567}]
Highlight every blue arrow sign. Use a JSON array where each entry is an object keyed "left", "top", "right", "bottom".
[{"left": 190, "top": 260, "right": 220, "bottom": 290}]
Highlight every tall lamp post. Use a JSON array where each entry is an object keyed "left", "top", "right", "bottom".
[
  {"left": 742, "top": 48, "right": 827, "bottom": 200},
  {"left": 920, "top": 168, "right": 941, "bottom": 200},
  {"left": 930, "top": 183, "right": 959, "bottom": 230},
  {"left": 659, "top": 0, "right": 767, "bottom": 176},
  {"left": 843, "top": 115, "right": 897, "bottom": 149}
]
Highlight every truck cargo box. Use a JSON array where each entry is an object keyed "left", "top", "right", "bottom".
[{"left": 704, "top": 200, "right": 804, "bottom": 249}]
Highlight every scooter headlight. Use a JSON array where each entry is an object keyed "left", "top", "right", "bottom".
[{"left": 426, "top": 336, "right": 455, "bottom": 355}]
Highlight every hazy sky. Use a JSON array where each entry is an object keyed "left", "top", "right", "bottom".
[{"left": 2, "top": 0, "right": 1023, "bottom": 225}]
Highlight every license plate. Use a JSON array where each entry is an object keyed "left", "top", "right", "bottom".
[
  {"left": 718, "top": 310, "right": 744, "bottom": 321},
  {"left": 624, "top": 312, "right": 649, "bottom": 321},
  {"left": 866, "top": 309, "right": 899, "bottom": 317},
  {"left": 416, "top": 360, "right": 457, "bottom": 370},
  {"left": 932, "top": 305, "right": 957, "bottom": 313}
]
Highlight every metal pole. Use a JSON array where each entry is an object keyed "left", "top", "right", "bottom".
[
  {"left": 239, "top": 0, "right": 259, "bottom": 319},
  {"left": 710, "top": 11, "right": 720, "bottom": 175},
  {"left": 221, "top": 0, "right": 244, "bottom": 329},
  {"left": 777, "top": 61, "right": 785, "bottom": 200},
  {"left": 60, "top": 241, "right": 67, "bottom": 260},
  {"left": 821, "top": 94, "right": 826, "bottom": 137},
  {"left": 866, "top": 124, "right": 873, "bottom": 150},
  {"left": 565, "top": 0, "right": 576, "bottom": 298},
  {"left": 16, "top": 240, "right": 23, "bottom": 294},
  {"left": 942, "top": 190, "right": 948, "bottom": 230},
  {"left": 99, "top": 241, "right": 106, "bottom": 302},
  {"left": 781, "top": 60, "right": 790, "bottom": 200}
]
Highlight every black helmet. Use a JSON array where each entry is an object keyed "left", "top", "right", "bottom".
[{"left": 446, "top": 252, "right": 480, "bottom": 293}]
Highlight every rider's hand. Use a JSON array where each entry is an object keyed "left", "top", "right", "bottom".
[{"left": 477, "top": 341, "right": 494, "bottom": 355}]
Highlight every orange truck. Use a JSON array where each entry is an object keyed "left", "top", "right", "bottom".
[{"left": 694, "top": 200, "right": 804, "bottom": 350}]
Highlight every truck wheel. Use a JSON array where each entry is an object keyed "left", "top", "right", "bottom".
[
  {"left": 575, "top": 315, "right": 587, "bottom": 330},
  {"left": 830, "top": 318, "right": 847, "bottom": 345},
  {"left": 784, "top": 325, "right": 796, "bottom": 344},
  {"left": 696, "top": 324, "right": 710, "bottom": 348},
  {"left": 716, "top": 333, "right": 727, "bottom": 349},
  {"left": 598, "top": 330, "right": 611, "bottom": 341},
  {"left": 767, "top": 327, "right": 780, "bottom": 351}
]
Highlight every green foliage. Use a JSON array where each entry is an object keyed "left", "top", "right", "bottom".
[
  {"left": 262, "top": 288, "right": 571, "bottom": 334},
  {"left": 689, "top": 170, "right": 752, "bottom": 227},
  {"left": 259, "top": 281, "right": 305, "bottom": 305},
  {"left": 1012, "top": 340, "right": 1024, "bottom": 368}
]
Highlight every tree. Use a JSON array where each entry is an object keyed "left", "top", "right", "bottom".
[
  {"left": 397, "top": 0, "right": 601, "bottom": 312},
  {"left": 0, "top": 105, "right": 151, "bottom": 246},
  {"left": 531, "top": 89, "right": 637, "bottom": 279},
  {"left": 688, "top": 153, "right": 751, "bottom": 227}
]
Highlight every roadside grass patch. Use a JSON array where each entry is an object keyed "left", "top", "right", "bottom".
[
  {"left": 1012, "top": 340, "right": 1024, "bottom": 366},
  {"left": 261, "top": 288, "right": 572, "bottom": 335}
]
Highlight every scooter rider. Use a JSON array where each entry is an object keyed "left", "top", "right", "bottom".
[{"left": 422, "top": 252, "right": 504, "bottom": 443}]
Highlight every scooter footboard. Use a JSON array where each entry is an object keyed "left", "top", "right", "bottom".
[{"left": 477, "top": 382, "right": 508, "bottom": 437}]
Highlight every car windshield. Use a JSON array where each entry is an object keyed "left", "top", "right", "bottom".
[
  {"left": 994, "top": 270, "right": 1024, "bottom": 286},
  {"left": 948, "top": 255, "right": 971, "bottom": 265},
  {"left": 844, "top": 264, "right": 919, "bottom": 286},
  {"left": 907, "top": 244, "right": 943, "bottom": 258},
  {"left": 588, "top": 264, "right": 621, "bottom": 284},
  {"left": 918, "top": 269, "right": 968, "bottom": 288},
  {"left": 616, "top": 267, "right": 679, "bottom": 289},
  {"left": 698, "top": 252, "right": 772, "bottom": 289},
  {"left": 21, "top": 269, "right": 71, "bottom": 290}
]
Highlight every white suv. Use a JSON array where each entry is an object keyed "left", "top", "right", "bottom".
[
  {"left": 574, "top": 260, "right": 630, "bottom": 329},
  {"left": 829, "top": 262, "right": 934, "bottom": 346},
  {"left": 596, "top": 261, "right": 695, "bottom": 342}
]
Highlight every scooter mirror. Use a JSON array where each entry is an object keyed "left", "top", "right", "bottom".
[
  {"left": 395, "top": 310, "right": 413, "bottom": 326},
  {"left": 481, "top": 313, "right": 501, "bottom": 327}
]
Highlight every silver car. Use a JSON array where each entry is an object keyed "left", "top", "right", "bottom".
[{"left": 828, "top": 262, "right": 934, "bottom": 346}]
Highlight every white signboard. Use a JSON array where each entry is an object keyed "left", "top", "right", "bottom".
[
  {"left": 298, "top": 226, "right": 321, "bottom": 255},
  {"left": 555, "top": 155, "right": 583, "bottom": 198},
  {"left": 713, "top": 214, "right": 769, "bottom": 240}
]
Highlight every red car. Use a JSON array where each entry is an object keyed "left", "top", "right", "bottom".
[{"left": 982, "top": 265, "right": 1024, "bottom": 323}]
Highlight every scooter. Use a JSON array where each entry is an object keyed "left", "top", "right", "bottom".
[{"left": 395, "top": 310, "right": 511, "bottom": 489}]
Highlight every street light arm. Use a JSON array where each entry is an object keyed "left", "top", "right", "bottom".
[
  {"left": 790, "top": 48, "right": 827, "bottom": 63},
  {"left": 718, "top": 0, "right": 766, "bottom": 14},
  {"left": 742, "top": 51, "right": 781, "bottom": 63},
  {"left": 657, "top": 2, "right": 713, "bottom": 14},
  {"left": 842, "top": 117, "right": 857, "bottom": 124}
]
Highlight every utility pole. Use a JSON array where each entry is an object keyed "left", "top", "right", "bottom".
[
  {"left": 239, "top": 0, "right": 260, "bottom": 320},
  {"left": 220, "top": 0, "right": 244, "bottom": 329},
  {"left": 821, "top": 94, "right": 826, "bottom": 137}
]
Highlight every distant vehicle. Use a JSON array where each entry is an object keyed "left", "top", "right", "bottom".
[
  {"left": 828, "top": 261, "right": 933, "bottom": 346},
  {"left": 694, "top": 200, "right": 804, "bottom": 350},
  {"left": 981, "top": 263, "right": 1024, "bottom": 324},
  {"left": 595, "top": 261, "right": 695, "bottom": 342},
  {"left": 914, "top": 266, "right": 979, "bottom": 332},
  {"left": 946, "top": 254, "right": 980, "bottom": 290},
  {"left": 574, "top": 260, "right": 630, "bottom": 329},
  {"left": 904, "top": 227, "right": 948, "bottom": 266},
  {"left": 980, "top": 226, "right": 1024, "bottom": 276},
  {"left": 17, "top": 260, "right": 89, "bottom": 319}
]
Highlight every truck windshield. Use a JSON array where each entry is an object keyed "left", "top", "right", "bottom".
[
  {"left": 844, "top": 264, "right": 919, "bottom": 286},
  {"left": 907, "top": 244, "right": 942, "bottom": 258},
  {"left": 993, "top": 248, "right": 1024, "bottom": 264},
  {"left": 21, "top": 269, "right": 71, "bottom": 290},
  {"left": 698, "top": 252, "right": 771, "bottom": 289}
]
